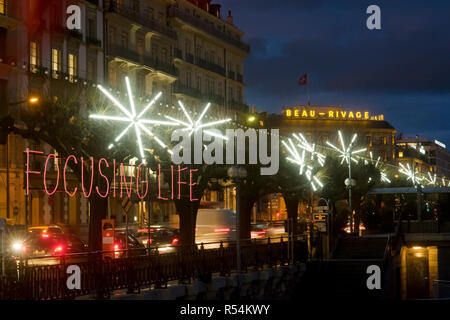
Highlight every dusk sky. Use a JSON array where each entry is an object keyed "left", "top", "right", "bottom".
[{"left": 221, "top": 0, "right": 450, "bottom": 146}]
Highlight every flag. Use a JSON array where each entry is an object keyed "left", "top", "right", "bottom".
[{"left": 298, "top": 74, "right": 307, "bottom": 86}]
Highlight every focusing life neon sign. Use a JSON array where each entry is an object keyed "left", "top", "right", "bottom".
[{"left": 24, "top": 149, "right": 200, "bottom": 201}]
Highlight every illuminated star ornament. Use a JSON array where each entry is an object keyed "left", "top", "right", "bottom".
[
  {"left": 292, "top": 133, "right": 325, "bottom": 166},
  {"left": 282, "top": 138, "right": 324, "bottom": 191},
  {"left": 369, "top": 151, "right": 391, "bottom": 183},
  {"left": 326, "top": 130, "right": 366, "bottom": 164},
  {"left": 164, "top": 101, "right": 232, "bottom": 140},
  {"left": 90, "top": 77, "right": 177, "bottom": 160},
  {"left": 425, "top": 172, "right": 437, "bottom": 186},
  {"left": 399, "top": 163, "right": 423, "bottom": 185}
]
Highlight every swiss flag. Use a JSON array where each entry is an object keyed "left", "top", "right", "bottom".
[{"left": 298, "top": 74, "right": 308, "bottom": 86}]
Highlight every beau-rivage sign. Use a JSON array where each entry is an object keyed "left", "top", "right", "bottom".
[{"left": 283, "top": 106, "right": 384, "bottom": 121}]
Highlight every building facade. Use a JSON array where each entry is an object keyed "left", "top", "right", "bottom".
[
  {"left": 396, "top": 136, "right": 450, "bottom": 182},
  {"left": 0, "top": 0, "right": 250, "bottom": 234}
]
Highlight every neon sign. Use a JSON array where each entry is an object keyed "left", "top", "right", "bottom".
[
  {"left": 283, "top": 106, "right": 384, "bottom": 121},
  {"left": 25, "top": 149, "right": 199, "bottom": 201}
]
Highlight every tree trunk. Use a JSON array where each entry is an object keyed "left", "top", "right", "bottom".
[
  {"left": 175, "top": 198, "right": 200, "bottom": 246},
  {"left": 238, "top": 195, "right": 255, "bottom": 242},
  {"left": 283, "top": 195, "right": 299, "bottom": 235},
  {"left": 88, "top": 194, "right": 108, "bottom": 251}
]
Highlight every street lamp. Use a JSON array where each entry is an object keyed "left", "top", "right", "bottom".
[{"left": 227, "top": 165, "right": 247, "bottom": 277}]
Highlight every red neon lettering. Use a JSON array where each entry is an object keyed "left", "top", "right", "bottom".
[
  {"left": 81, "top": 157, "right": 94, "bottom": 198},
  {"left": 171, "top": 165, "right": 174, "bottom": 200},
  {"left": 96, "top": 158, "right": 110, "bottom": 198},
  {"left": 43, "top": 153, "right": 59, "bottom": 196},
  {"left": 120, "top": 163, "right": 133, "bottom": 198},
  {"left": 177, "top": 166, "right": 187, "bottom": 199},
  {"left": 158, "top": 164, "right": 168, "bottom": 200},
  {"left": 113, "top": 159, "right": 116, "bottom": 198},
  {"left": 189, "top": 169, "right": 199, "bottom": 201},
  {"left": 25, "top": 149, "right": 44, "bottom": 195},
  {"left": 64, "top": 155, "right": 78, "bottom": 197},
  {"left": 136, "top": 163, "right": 148, "bottom": 199}
]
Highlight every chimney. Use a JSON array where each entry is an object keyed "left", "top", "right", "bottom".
[{"left": 227, "top": 10, "right": 233, "bottom": 24}]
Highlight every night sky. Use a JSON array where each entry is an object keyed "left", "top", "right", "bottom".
[{"left": 221, "top": 0, "right": 450, "bottom": 146}]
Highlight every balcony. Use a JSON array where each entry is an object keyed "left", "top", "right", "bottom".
[
  {"left": 174, "top": 49, "right": 225, "bottom": 77},
  {"left": 108, "top": 46, "right": 140, "bottom": 65},
  {"left": 143, "top": 56, "right": 179, "bottom": 78},
  {"left": 173, "top": 82, "right": 203, "bottom": 100},
  {"left": 106, "top": 0, "right": 176, "bottom": 40},
  {"left": 168, "top": 6, "right": 250, "bottom": 54},
  {"left": 228, "top": 71, "right": 235, "bottom": 80},
  {"left": 173, "top": 82, "right": 225, "bottom": 105},
  {"left": 236, "top": 73, "right": 244, "bottom": 84},
  {"left": 196, "top": 58, "right": 225, "bottom": 77}
]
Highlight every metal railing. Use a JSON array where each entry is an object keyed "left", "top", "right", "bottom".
[
  {"left": 168, "top": 6, "right": 250, "bottom": 53},
  {"left": 0, "top": 236, "right": 307, "bottom": 300}
]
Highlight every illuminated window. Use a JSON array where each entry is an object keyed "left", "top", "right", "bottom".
[
  {"left": 68, "top": 54, "right": 77, "bottom": 82},
  {"left": 51, "top": 48, "right": 61, "bottom": 78},
  {"left": 399, "top": 151, "right": 404, "bottom": 158},
  {"left": 108, "top": 65, "right": 117, "bottom": 88},
  {"left": 0, "top": 0, "right": 5, "bottom": 15},
  {"left": 30, "top": 41, "right": 38, "bottom": 72}
]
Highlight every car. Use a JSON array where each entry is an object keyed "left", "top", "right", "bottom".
[
  {"left": 28, "top": 225, "right": 63, "bottom": 238},
  {"left": 112, "top": 231, "right": 146, "bottom": 258},
  {"left": 195, "top": 208, "right": 237, "bottom": 246},
  {"left": 22, "top": 232, "right": 86, "bottom": 257},
  {"left": 134, "top": 227, "right": 179, "bottom": 253}
]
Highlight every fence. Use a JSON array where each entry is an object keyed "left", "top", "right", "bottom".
[{"left": 0, "top": 236, "right": 307, "bottom": 300}]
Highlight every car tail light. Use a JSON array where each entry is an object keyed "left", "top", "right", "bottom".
[
  {"left": 53, "top": 245, "right": 64, "bottom": 255},
  {"left": 214, "top": 228, "right": 230, "bottom": 233},
  {"left": 171, "top": 238, "right": 179, "bottom": 246}
]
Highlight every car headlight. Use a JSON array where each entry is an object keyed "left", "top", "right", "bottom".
[{"left": 12, "top": 241, "right": 24, "bottom": 252}]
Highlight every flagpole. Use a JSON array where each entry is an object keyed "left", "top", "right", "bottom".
[{"left": 307, "top": 73, "right": 311, "bottom": 106}]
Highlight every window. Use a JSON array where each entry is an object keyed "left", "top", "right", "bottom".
[
  {"left": 0, "top": 0, "right": 5, "bottom": 15},
  {"left": 148, "top": 7, "right": 154, "bottom": 20},
  {"left": 157, "top": 12, "right": 164, "bottom": 24},
  {"left": 132, "top": 0, "right": 139, "bottom": 13},
  {"left": 108, "top": 27, "right": 116, "bottom": 47},
  {"left": 137, "top": 39, "right": 144, "bottom": 56},
  {"left": 87, "top": 60, "right": 95, "bottom": 81},
  {"left": 108, "top": 65, "right": 117, "bottom": 88},
  {"left": 186, "top": 70, "right": 192, "bottom": 87},
  {"left": 68, "top": 53, "right": 77, "bottom": 82},
  {"left": 237, "top": 87, "right": 242, "bottom": 102},
  {"left": 51, "top": 48, "right": 61, "bottom": 78},
  {"left": 382, "top": 136, "right": 387, "bottom": 145},
  {"left": 88, "top": 18, "right": 96, "bottom": 39},
  {"left": 398, "top": 151, "right": 404, "bottom": 158},
  {"left": 120, "top": 32, "right": 128, "bottom": 49},
  {"left": 30, "top": 41, "right": 38, "bottom": 72}
]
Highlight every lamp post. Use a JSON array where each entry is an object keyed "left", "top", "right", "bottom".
[
  {"left": 227, "top": 165, "right": 247, "bottom": 277},
  {"left": 343, "top": 135, "right": 361, "bottom": 234}
]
